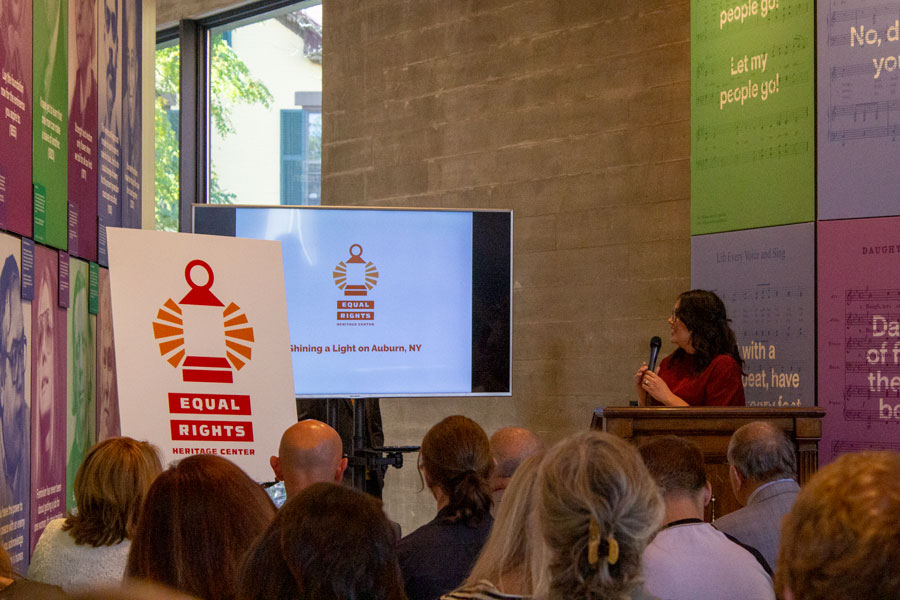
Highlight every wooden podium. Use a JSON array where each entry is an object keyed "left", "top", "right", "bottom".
[{"left": 591, "top": 407, "right": 825, "bottom": 520}]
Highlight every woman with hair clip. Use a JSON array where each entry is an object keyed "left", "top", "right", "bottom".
[
  {"left": 532, "top": 431, "right": 664, "bottom": 600},
  {"left": 442, "top": 452, "right": 543, "bottom": 600},
  {"left": 28, "top": 437, "right": 162, "bottom": 592},
  {"left": 398, "top": 415, "right": 494, "bottom": 600},
  {"left": 634, "top": 289, "right": 746, "bottom": 406}
]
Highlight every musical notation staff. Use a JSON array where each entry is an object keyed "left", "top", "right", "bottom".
[
  {"left": 726, "top": 285, "right": 809, "bottom": 348},
  {"left": 844, "top": 384, "right": 900, "bottom": 397},
  {"left": 840, "top": 361, "right": 900, "bottom": 373},
  {"left": 841, "top": 407, "right": 900, "bottom": 421},
  {"left": 723, "top": 284, "right": 805, "bottom": 306},
  {"left": 694, "top": 141, "right": 809, "bottom": 170},
  {"left": 831, "top": 99, "right": 900, "bottom": 120},
  {"left": 828, "top": 3, "right": 900, "bottom": 25},
  {"left": 696, "top": 107, "right": 809, "bottom": 141},
  {"left": 842, "top": 338, "right": 900, "bottom": 349},
  {"left": 829, "top": 63, "right": 876, "bottom": 80},
  {"left": 830, "top": 124, "right": 900, "bottom": 141},
  {"left": 832, "top": 439, "right": 900, "bottom": 455},
  {"left": 845, "top": 288, "right": 900, "bottom": 301},
  {"left": 837, "top": 286, "right": 900, "bottom": 428},
  {"left": 844, "top": 314, "right": 900, "bottom": 326}
]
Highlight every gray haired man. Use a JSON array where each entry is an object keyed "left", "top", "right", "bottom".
[{"left": 714, "top": 421, "right": 800, "bottom": 570}]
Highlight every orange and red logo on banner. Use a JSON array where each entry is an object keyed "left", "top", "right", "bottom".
[{"left": 150, "top": 260, "right": 256, "bottom": 442}]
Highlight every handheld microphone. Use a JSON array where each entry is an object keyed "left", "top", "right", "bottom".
[{"left": 648, "top": 336, "right": 662, "bottom": 371}]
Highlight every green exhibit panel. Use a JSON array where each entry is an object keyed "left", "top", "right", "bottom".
[
  {"left": 32, "top": 0, "right": 69, "bottom": 250},
  {"left": 691, "top": 0, "right": 815, "bottom": 234},
  {"left": 66, "top": 257, "right": 96, "bottom": 512}
]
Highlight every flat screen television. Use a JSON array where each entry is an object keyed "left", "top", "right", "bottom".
[{"left": 193, "top": 205, "right": 512, "bottom": 398}]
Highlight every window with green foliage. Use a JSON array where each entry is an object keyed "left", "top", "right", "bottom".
[
  {"left": 155, "top": 2, "right": 321, "bottom": 229},
  {"left": 209, "top": 4, "right": 322, "bottom": 206},
  {"left": 155, "top": 40, "right": 179, "bottom": 231},
  {"left": 206, "top": 31, "right": 275, "bottom": 205}
]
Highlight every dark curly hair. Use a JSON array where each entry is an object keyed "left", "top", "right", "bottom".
[
  {"left": 237, "top": 483, "right": 406, "bottom": 600},
  {"left": 671, "top": 289, "right": 744, "bottom": 375}
]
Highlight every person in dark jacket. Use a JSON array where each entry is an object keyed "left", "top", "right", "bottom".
[{"left": 398, "top": 416, "right": 494, "bottom": 600}]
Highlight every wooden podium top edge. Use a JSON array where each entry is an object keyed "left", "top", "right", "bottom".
[{"left": 594, "top": 406, "right": 826, "bottom": 419}]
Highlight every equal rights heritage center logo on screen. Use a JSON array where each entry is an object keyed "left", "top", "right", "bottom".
[{"left": 333, "top": 244, "right": 379, "bottom": 325}]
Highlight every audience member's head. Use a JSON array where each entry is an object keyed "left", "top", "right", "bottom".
[
  {"left": 776, "top": 451, "right": 900, "bottom": 600},
  {"left": 465, "top": 452, "right": 543, "bottom": 595},
  {"left": 269, "top": 420, "right": 347, "bottom": 499},
  {"left": 639, "top": 435, "right": 710, "bottom": 523},
  {"left": 727, "top": 421, "right": 796, "bottom": 505},
  {"left": 237, "top": 482, "right": 405, "bottom": 600},
  {"left": 489, "top": 426, "right": 543, "bottom": 507},
  {"left": 533, "top": 431, "right": 664, "bottom": 600},
  {"left": 126, "top": 454, "right": 276, "bottom": 600},
  {"left": 63, "top": 437, "right": 162, "bottom": 546},
  {"left": 419, "top": 415, "right": 493, "bottom": 525}
]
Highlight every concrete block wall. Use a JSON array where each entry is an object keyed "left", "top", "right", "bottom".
[
  {"left": 323, "top": 0, "right": 692, "bottom": 533},
  {"left": 156, "top": 0, "right": 253, "bottom": 27}
]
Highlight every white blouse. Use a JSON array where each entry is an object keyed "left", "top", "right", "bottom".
[{"left": 27, "top": 518, "right": 130, "bottom": 593}]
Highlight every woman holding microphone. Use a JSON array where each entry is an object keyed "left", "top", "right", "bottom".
[{"left": 635, "top": 290, "right": 745, "bottom": 407}]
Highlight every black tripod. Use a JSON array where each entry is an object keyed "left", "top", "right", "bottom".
[{"left": 324, "top": 397, "right": 418, "bottom": 496}]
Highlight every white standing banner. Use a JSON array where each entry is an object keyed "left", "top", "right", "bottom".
[{"left": 107, "top": 229, "right": 295, "bottom": 480}]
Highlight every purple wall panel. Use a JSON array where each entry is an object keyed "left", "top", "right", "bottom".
[
  {"left": 818, "top": 217, "right": 900, "bottom": 464},
  {"left": 818, "top": 0, "right": 900, "bottom": 220},
  {"left": 692, "top": 223, "right": 816, "bottom": 407}
]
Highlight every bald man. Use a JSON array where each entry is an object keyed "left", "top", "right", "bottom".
[
  {"left": 270, "top": 420, "right": 349, "bottom": 500},
  {"left": 489, "top": 426, "right": 543, "bottom": 508}
]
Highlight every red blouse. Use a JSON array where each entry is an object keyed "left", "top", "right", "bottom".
[{"left": 656, "top": 353, "right": 746, "bottom": 406}]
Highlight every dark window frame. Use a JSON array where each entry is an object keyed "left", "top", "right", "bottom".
[{"left": 156, "top": 0, "right": 319, "bottom": 232}]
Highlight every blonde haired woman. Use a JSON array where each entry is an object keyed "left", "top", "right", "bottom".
[
  {"left": 28, "top": 437, "right": 162, "bottom": 592},
  {"left": 442, "top": 453, "right": 542, "bottom": 599},
  {"left": 532, "top": 431, "right": 664, "bottom": 600}
]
